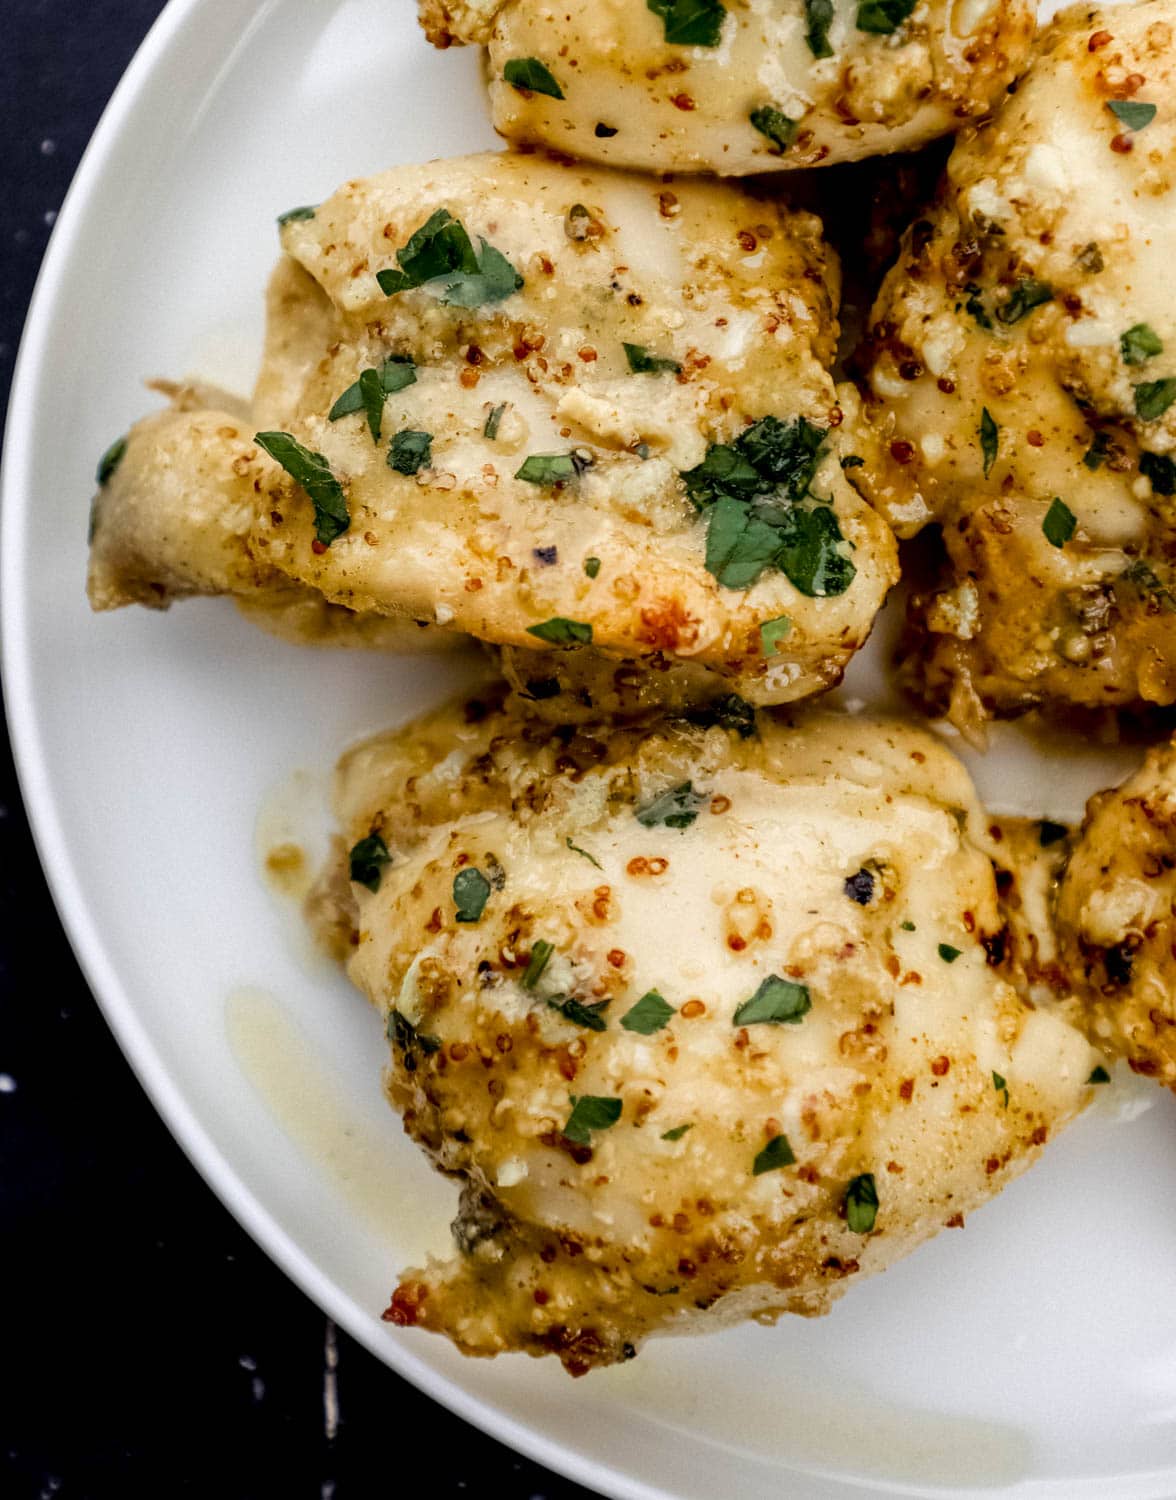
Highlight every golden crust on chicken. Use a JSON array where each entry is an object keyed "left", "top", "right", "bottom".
[
  {"left": 88, "top": 152, "right": 897, "bottom": 705},
  {"left": 420, "top": 0, "right": 1034, "bottom": 177},
  {"left": 850, "top": 0, "right": 1176, "bottom": 729},
  {"left": 1056, "top": 737, "right": 1176, "bottom": 1088},
  {"left": 315, "top": 690, "right": 1097, "bottom": 1373}
]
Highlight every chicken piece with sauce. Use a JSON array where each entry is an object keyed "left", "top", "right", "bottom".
[
  {"left": 850, "top": 0, "right": 1176, "bottom": 731},
  {"left": 312, "top": 688, "right": 1098, "bottom": 1374},
  {"left": 88, "top": 151, "right": 897, "bottom": 706},
  {"left": 420, "top": 0, "right": 1034, "bottom": 177}
]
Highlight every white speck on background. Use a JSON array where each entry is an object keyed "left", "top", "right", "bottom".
[
  {"left": 323, "top": 1318, "right": 340, "bottom": 1443},
  {"left": 0, "top": 1074, "right": 16, "bottom": 1094}
]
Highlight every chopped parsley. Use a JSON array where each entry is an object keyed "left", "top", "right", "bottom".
[
  {"left": 584, "top": 556, "right": 601, "bottom": 578},
  {"left": 1043, "top": 497, "right": 1076, "bottom": 548},
  {"left": 527, "top": 617, "right": 593, "bottom": 645},
  {"left": 329, "top": 357, "right": 416, "bottom": 422},
  {"left": 623, "top": 341, "right": 681, "bottom": 375},
  {"left": 357, "top": 367, "right": 386, "bottom": 442},
  {"left": 760, "top": 614, "right": 792, "bottom": 656},
  {"left": 749, "top": 107, "right": 799, "bottom": 154},
  {"left": 594, "top": 123, "right": 618, "bottom": 138},
  {"left": 996, "top": 278, "right": 1053, "bottom": 325},
  {"left": 804, "top": 0, "right": 834, "bottom": 57},
  {"left": 96, "top": 435, "right": 127, "bottom": 487},
  {"left": 522, "top": 939, "right": 554, "bottom": 989},
  {"left": 564, "top": 1094, "right": 622, "bottom": 1145},
  {"left": 840, "top": 454, "right": 865, "bottom": 470},
  {"left": 1134, "top": 379, "right": 1176, "bottom": 421},
  {"left": 980, "top": 407, "right": 999, "bottom": 477},
  {"left": 566, "top": 837, "right": 602, "bottom": 869},
  {"left": 349, "top": 833, "right": 391, "bottom": 892},
  {"left": 753, "top": 1134, "right": 796, "bottom": 1176},
  {"left": 661, "top": 1123, "right": 692, "bottom": 1141},
  {"left": 635, "top": 781, "right": 707, "bottom": 830},
  {"left": 549, "top": 995, "right": 609, "bottom": 1031},
  {"left": 993, "top": 1071, "right": 1009, "bottom": 1108},
  {"left": 687, "top": 693, "right": 757, "bottom": 738},
  {"left": 389, "top": 429, "right": 432, "bottom": 475},
  {"left": 683, "top": 417, "right": 854, "bottom": 594},
  {"left": 503, "top": 57, "right": 564, "bottom": 98},
  {"left": 1121, "top": 323, "right": 1163, "bottom": 366},
  {"left": 900, "top": 920, "right": 916, "bottom": 931},
  {"left": 483, "top": 402, "right": 506, "bottom": 440},
  {"left": 254, "top": 431, "right": 349, "bottom": 546},
  {"left": 938, "top": 943, "right": 962, "bottom": 963},
  {"left": 844, "top": 1173, "right": 879, "bottom": 1232},
  {"left": 856, "top": 0, "right": 915, "bottom": 32},
  {"left": 1083, "top": 432, "right": 1112, "bottom": 471},
  {"left": 1122, "top": 559, "right": 1176, "bottom": 612},
  {"left": 964, "top": 283, "right": 993, "bottom": 330},
  {"left": 646, "top": 0, "right": 726, "bottom": 47},
  {"left": 1038, "top": 820, "right": 1069, "bottom": 847},
  {"left": 1141, "top": 452, "right": 1176, "bottom": 495},
  {"left": 621, "top": 990, "right": 675, "bottom": 1034},
  {"left": 844, "top": 868, "right": 875, "bottom": 905},
  {"left": 387, "top": 1011, "right": 442, "bottom": 1069},
  {"left": 277, "top": 205, "right": 316, "bottom": 226},
  {"left": 515, "top": 452, "right": 590, "bottom": 485},
  {"left": 1107, "top": 100, "right": 1156, "bottom": 132},
  {"left": 1087, "top": 1065, "right": 1111, "bottom": 1085},
  {"left": 453, "top": 867, "right": 491, "bottom": 923},
  {"left": 376, "top": 208, "right": 523, "bottom": 307},
  {"left": 733, "top": 975, "right": 811, "bottom": 1027}
]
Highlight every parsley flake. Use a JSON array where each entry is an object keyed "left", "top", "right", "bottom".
[
  {"left": 503, "top": 57, "right": 564, "bottom": 98},
  {"left": 856, "top": 0, "right": 915, "bottom": 32},
  {"left": 996, "top": 278, "right": 1053, "bottom": 325},
  {"left": 646, "top": 0, "right": 726, "bottom": 47},
  {"left": 96, "top": 435, "right": 128, "bottom": 487},
  {"left": 389, "top": 430, "right": 432, "bottom": 475},
  {"left": 1121, "top": 324, "right": 1163, "bottom": 366},
  {"left": 527, "top": 617, "right": 593, "bottom": 646},
  {"left": 845, "top": 1173, "right": 879, "bottom": 1232},
  {"left": 1083, "top": 432, "right": 1112, "bottom": 471},
  {"left": 749, "top": 107, "right": 799, "bottom": 155},
  {"left": 484, "top": 402, "right": 506, "bottom": 440},
  {"left": 329, "top": 357, "right": 416, "bottom": 422},
  {"left": 938, "top": 943, "right": 962, "bottom": 963},
  {"left": 516, "top": 452, "right": 590, "bottom": 485},
  {"left": 548, "top": 995, "right": 609, "bottom": 1031},
  {"left": 804, "top": 0, "right": 834, "bottom": 56},
  {"left": 993, "top": 1071, "right": 1009, "bottom": 1108},
  {"left": 1038, "top": 820, "right": 1069, "bottom": 847},
  {"left": 624, "top": 341, "right": 681, "bottom": 375},
  {"left": 566, "top": 837, "right": 602, "bottom": 869},
  {"left": 980, "top": 407, "right": 999, "bottom": 477},
  {"left": 255, "top": 431, "right": 349, "bottom": 546},
  {"left": 349, "top": 833, "right": 391, "bottom": 893},
  {"left": 1043, "top": 497, "right": 1076, "bottom": 548},
  {"left": 1107, "top": 100, "right": 1156, "bottom": 132},
  {"left": 753, "top": 1134, "right": 796, "bottom": 1176},
  {"left": 1088, "top": 1065, "right": 1111, "bottom": 1085},
  {"left": 621, "top": 990, "right": 676, "bottom": 1034},
  {"left": 760, "top": 614, "right": 792, "bottom": 655},
  {"left": 686, "top": 693, "right": 758, "bottom": 739},
  {"left": 661, "top": 1123, "right": 692, "bottom": 1141},
  {"left": 1139, "top": 452, "right": 1176, "bottom": 495},
  {"left": 733, "top": 975, "right": 811, "bottom": 1027},
  {"left": 635, "top": 781, "right": 707, "bottom": 830},
  {"left": 584, "top": 556, "right": 602, "bottom": 578},
  {"left": 844, "top": 868, "right": 875, "bottom": 905},
  {"left": 277, "top": 205, "right": 317, "bottom": 226},
  {"left": 376, "top": 208, "right": 523, "bottom": 307},
  {"left": 522, "top": 940, "right": 554, "bottom": 989},
  {"left": 1135, "top": 379, "right": 1176, "bottom": 421},
  {"left": 1123, "top": 559, "right": 1176, "bottom": 612},
  {"left": 453, "top": 867, "right": 491, "bottom": 923},
  {"left": 564, "top": 1094, "right": 622, "bottom": 1144}
]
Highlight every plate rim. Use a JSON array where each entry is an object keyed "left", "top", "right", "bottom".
[{"left": 0, "top": 5, "right": 666, "bottom": 1497}]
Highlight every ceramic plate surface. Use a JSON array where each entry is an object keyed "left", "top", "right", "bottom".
[{"left": 5, "top": 2, "right": 1176, "bottom": 1496}]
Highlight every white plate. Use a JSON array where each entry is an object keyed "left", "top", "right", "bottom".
[{"left": 6, "top": 2, "right": 1176, "bottom": 1496}]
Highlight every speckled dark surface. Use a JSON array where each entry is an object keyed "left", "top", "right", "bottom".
[{"left": 0, "top": 7, "right": 599, "bottom": 1496}]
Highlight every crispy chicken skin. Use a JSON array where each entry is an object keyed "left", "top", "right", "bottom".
[
  {"left": 1056, "top": 738, "right": 1176, "bottom": 1088},
  {"left": 88, "top": 152, "right": 897, "bottom": 705},
  {"left": 420, "top": 0, "right": 1034, "bottom": 177},
  {"left": 316, "top": 690, "right": 1097, "bottom": 1373},
  {"left": 851, "top": 0, "right": 1176, "bottom": 730}
]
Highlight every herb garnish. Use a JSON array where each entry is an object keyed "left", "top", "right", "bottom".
[
  {"left": 760, "top": 615, "right": 792, "bottom": 656},
  {"left": 484, "top": 402, "right": 506, "bottom": 440},
  {"left": 856, "top": 0, "right": 915, "bottom": 32},
  {"left": 1121, "top": 324, "right": 1163, "bottom": 366},
  {"left": 503, "top": 57, "right": 564, "bottom": 98},
  {"left": 1088, "top": 1065, "right": 1111, "bottom": 1084},
  {"left": 349, "top": 834, "right": 391, "bottom": 893},
  {"left": 389, "top": 430, "right": 432, "bottom": 475},
  {"left": 1043, "top": 498, "right": 1076, "bottom": 548},
  {"left": 980, "top": 408, "right": 999, "bottom": 477},
  {"left": 621, "top": 990, "right": 676, "bottom": 1034},
  {"left": 1141, "top": 452, "right": 1176, "bottom": 495},
  {"left": 1135, "top": 379, "right": 1176, "bottom": 421},
  {"left": 564, "top": 1094, "right": 622, "bottom": 1144},
  {"left": 733, "top": 975, "right": 811, "bottom": 1026},
  {"left": 687, "top": 693, "right": 757, "bottom": 739},
  {"left": 376, "top": 208, "right": 523, "bottom": 307},
  {"left": 844, "top": 1173, "right": 879, "bottom": 1232},
  {"left": 516, "top": 452, "right": 591, "bottom": 485},
  {"left": 900, "top": 920, "right": 916, "bottom": 932},
  {"left": 522, "top": 939, "right": 554, "bottom": 989},
  {"left": 804, "top": 0, "right": 834, "bottom": 56},
  {"left": 623, "top": 341, "right": 681, "bottom": 375},
  {"left": 549, "top": 995, "right": 609, "bottom": 1031},
  {"left": 566, "top": 837, "right": 602, "bottom": 869},
  {"left": 964, "top": 284, "right": 993, "bottom": 330},
  {"left": 1038, "top": 820, "right": 1068, "bottom": 847},
  {"left": 277, "top": 205, "right": 317, "bottom": 226},
  {"left": 635, "top": 781, "right": 707, "bottom": 830},
  {"left": 844, "top": 868, "right": 875, "bottom": 905},
  {"left": 453, "top": 867, "right": 491, "bottom": 923},
  {"left": 1107, "top": 100, "right": 1156, "bottom": 132},
  {"left": 584, "top": 556, "right": 601, "bottom": 578},
  {"left": 527, "top": 617, "right": 594, "bottom": 645},
  {"left": 938, "top": 943, "right": 962, "bottom": 963},
  {"left": 1083, "top": 432, "right": 1112, "bottom": 471},
  {"left": 753, "top": 1134, "right": 796, "bottom": 1175},
  {"left": 595, "top": 123, "right": 618, "bottom": 138},
  {"left": 1122, "top": 559, "right": 1176, "bottom": 612},
  {"left": 96, "top": 435, "right": 128, "bottom": 487},
  {"left": 387, "top": 1011, "right": 442, "bottom": 1069},
  {"left": 661, "top": 1123, "right": 692, "bottom": 1141},
  {"left": 255, "top": 431, "right": 349, "bottom": 546},
  {"left": 749, "top": 107, "right": 799, "bottom": 154},
  {"left": 646, "top": 0, "right": 726, "bottom": 47},
  {"left": 993, "top": 1071, "right": 1009, "bottom": 1108},
  {"left": 996, "top": 278, "right": 1053, "bottom": 325},
  {"left": 840, "top": 454, "right": 865, "bottom": 470},
  {"left": 329, "top": 357, "right": 416, "bottom": 422}
]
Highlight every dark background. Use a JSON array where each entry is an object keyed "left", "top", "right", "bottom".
[{"left": 0, "top": 6, "right": 596, "bottom": 1496}]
